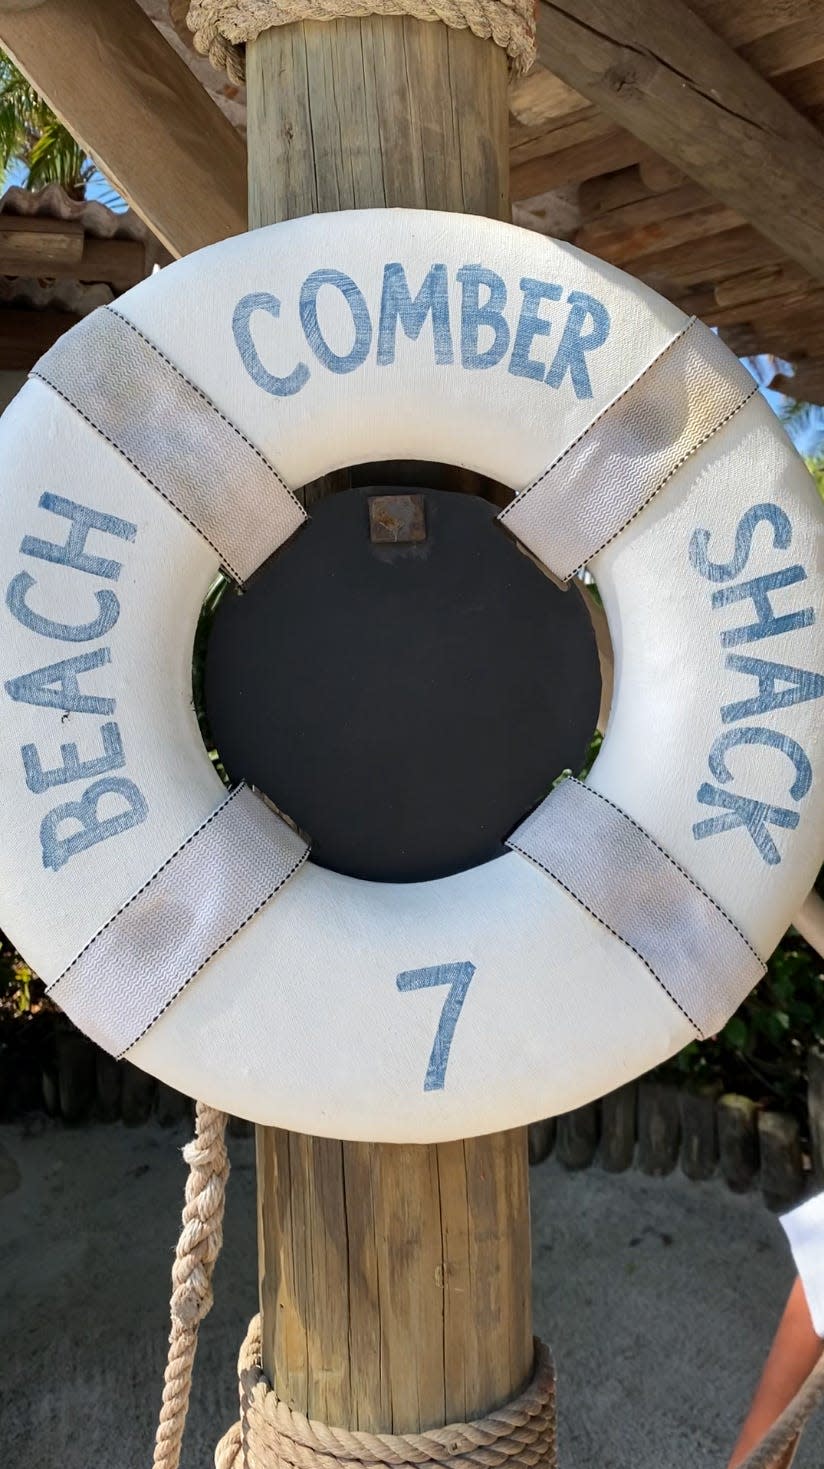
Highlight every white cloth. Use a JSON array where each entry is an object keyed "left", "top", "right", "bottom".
[{"left": 782, "top": 1192, "right": 824, "bottom": 1337}]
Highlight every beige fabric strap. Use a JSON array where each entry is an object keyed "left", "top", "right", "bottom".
[
  {"left": 507, "top": 777, "right": 765, "bottom": 1039},
  {"left": 186, "top": 0, "right": 536, "bottom": 82},
  {"left": 47, "top": 786, "right": 308, "bottom": 1057},
  {"left": 498, "top": 318, "right": 758, "bottom": 583},
  {"left": 33, "top": 307, "right": 306, "bottom": 585},
  {"left": 214, "top": 1315, "right": 557, "bottom": 1469}
]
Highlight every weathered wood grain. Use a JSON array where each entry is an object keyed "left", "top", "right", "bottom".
[
  {"left": 556, "top": 1102, "right": 599, "bottom": 1170},
  {"left": 758, "top": 1112, "right": 805, "bottom": 1211},
  {"left": 600, "top": 1084, "right": 637, "bottom": 1174},
  {"left": 638, "top": 1082, "right": 680, "bottom": 1177},
  {"left": 510, "top": 0, "right": 822, "bottom": 130},
  {"left": 534, "top": 0, "right": 824, "bottom": 284},
  {"left": 249, "top": 17, "right": 532, "bottom": 1432},
  {"left": 528, "top": 1118, "right": 557, "bottom": 1165},
  {"left": 808, "top": 1049, "right": 824, "bottom": 1185},
  {"left": 679, "top": 1084, "right": 720, "bottom": 1182},
  {"left": 717, "top": 1094, "right": 759, "bottom": 1193},
  {"left": 575, "top": 186, "right": 743, "bottom": 265}
]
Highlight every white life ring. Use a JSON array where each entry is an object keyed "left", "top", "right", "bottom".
[{"left": 0, "top": 210, "right": 821, "bottom": 1142}]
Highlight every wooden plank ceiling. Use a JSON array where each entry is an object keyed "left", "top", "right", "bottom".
[{"left": 513, "top": 0, "right": 824, "bottom": 403}]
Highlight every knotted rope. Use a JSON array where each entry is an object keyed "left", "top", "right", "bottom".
[
  {"left": 185, "top": 0, "right": 536, "bottom": 84},
  {"left": 153, "top": 1101, "right": 231, "bottom": 1469},
  {"left": 214, "top": 1316, "right": 557, "bottom": 1469}
]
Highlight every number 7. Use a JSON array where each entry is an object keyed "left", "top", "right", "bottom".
[{"left": 396, "top": 961, "right": 477, "bottom": 1092}]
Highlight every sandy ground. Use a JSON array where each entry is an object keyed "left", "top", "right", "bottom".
[{"left": 1, "top": 1119, "right": 822, "bottom": 1469}]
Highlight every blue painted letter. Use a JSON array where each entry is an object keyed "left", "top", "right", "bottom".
[
  {"left": 40, "top": 775, "right": 148, "bottom": 871},
  {"left": 689, "top": 503, "right": 792, "bottom": 584},
  {"left": 721, "top": 654, "right": 824, "bottom": 724},
  {"left": 457, "top": 264, "right": 510, "bottom": 369},
  {"left": 396, "top": 960, "right": 476, "bottom": 1091},
  {"left": 509, "top": 277, "right": 563, "bottom": 382},
  {"left": 377, "top": 263, "right": 453, "bottom": 366},
  {"left": 545, "top": 290, "right": 610, "bottom": 398},
  {"left": 713, "top": 566, "right": 814, "bottom": 647},
  {"left": 22, "top": 721, "right": 125, "bottom": 794},
  {"left": 708, "top": 725, "right": 812, "bottom": 803},
  {"left": 300, "top": 269, "right": 372, "bottom": 375},
  {"left": 693, "top": 783, "right": 798, "bottom": 865},
  {"left": 5, "top": 648, "right": 114, "bottom": 715},
  {"left": 6, "top": 570, "right": 119, "bottom": 642},
  {"left": 21, "top": 495, "right": 136, "bottom": 582},
  {"left": 232, "top": 292, "right": 310, "bottom": 398}
]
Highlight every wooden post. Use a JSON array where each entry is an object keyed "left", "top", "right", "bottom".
[{"left": 246, "top": 16, "right": 534, "bottom": 1433}]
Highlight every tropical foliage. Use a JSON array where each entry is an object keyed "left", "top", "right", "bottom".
[{"left": 0, "top": 52, "right": 118, "bottom": 204}]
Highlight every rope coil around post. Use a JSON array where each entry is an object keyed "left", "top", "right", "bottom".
[
  {"left": 214, "top": 1317, "right": 557, "bottom": 1469},
  {"left": 185, "top": 0, "right": 536, "bottom": 83}
]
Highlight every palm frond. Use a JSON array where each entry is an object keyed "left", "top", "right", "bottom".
[{"left": 26, "top": 117, "right": 88, "bottom": 194}]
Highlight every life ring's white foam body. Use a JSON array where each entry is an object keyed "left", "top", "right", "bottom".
[{"left": 0, "top": 211, "right": 821, "bottom": 1141}]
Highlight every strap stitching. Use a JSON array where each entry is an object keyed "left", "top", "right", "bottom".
[
  {"left": 120, "top": 846, "right": 310, "bottom": 1056},
  {"left": 107, "top": 308, "right": 307, "bottom": 526},
  {"left": 506, "top": 834, "right": 704, "bottom": 1038},
  {"left": 32, "top": 371, "right": 247, "bottom": 585},
  {"left": 497, "top": 317, "right": 698, "bottom": 524},
  {"left": 574, "top": 384, "right": 758, "bottom": 573},
  {"left": 564, "top": 778, "right": 765, "bottom": 968},
  {"left": 48, "top": 785, "right": 289, "bottom": 991}
]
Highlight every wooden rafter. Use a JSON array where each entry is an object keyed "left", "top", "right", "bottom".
[
  {"left": 0, "top": 0, "right": 246, "bottom": 257},
  {"left": 533, "top": 0, "right": 824, "bottom": 284},
  {"left": 0, "top": 216, "right": 149, "bottom": 287}
]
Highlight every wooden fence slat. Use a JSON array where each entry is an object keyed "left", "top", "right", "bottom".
[
  {"left": 56, "top": 1029, "right": 96, "bottom": 1123},
  {"left": 120, "top": 1061, "right": 156, "bottom": 1126},
  {"left": 600, "top": 1084, "right": 637, "bottom": 1173},
  {"left": 718, "top": 1094, "right": 759, "bottom": 1193},
  {"left": 758, "top": 1112, "right": 805, "bottom": 1211},
  {"left": 638, "top": 1082, "right": 681, "bottom": 1176},
  {"left": 679, "top": 1084, "right": 720, "bottom": 1182},
  {"left": 155, "top": 1082, "right": 192, "bottom": 1127},
  {"left": 556, "top": 1102, "right": 599, "bottom": 1170},
  {"left": 527, "top": 1118, "right": 556, "bottom": 1165},
  {"left": 807, "top": 1049, "right": 824, "bottom": 1186}
]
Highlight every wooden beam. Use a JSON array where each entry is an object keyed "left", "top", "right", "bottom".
[
  {"left": 772, "top": 358, "right": 824, "bottom": 404},
  {"left": 0, "top": 307, "right": 78, "bottom": 370},
  {"left": 714, "top": 262, "right": 815, "bottom": 308},
  {"left": 535, "top": 0, "right": 824, "bottom": 285},
  {"left": 0, "top": 0, "right": 246, "bottom": 257},
  {"left": 688, "top": 0, "right": 823, "bottom": 49},
  {"left": 510, "top": 119, "right": 643, "bottom": 197},
  {"left": 512, "top": 0, "right": 822, "bottom": 133},
  {"left": 0, "top": 228, "right": 149, "bottom": 288},
  {"left": 0, "top": 215, "right": 83, "bottom": 272},
  {"left": 627, "top": 225, "right": 786, "bottom": 290},
  {"left": 575, "top": 184, "right": 743, "bottom": 265}
]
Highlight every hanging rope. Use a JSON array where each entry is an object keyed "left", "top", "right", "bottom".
[
  {"left": 185, "top": 0, "right": 536, "bottom": 85},
  {"left": 214, "top": 1315, "right": 557, "bottom": 1469},
  {"left": 152, "top": 1101, "right": 231, "bottom": 1469}
]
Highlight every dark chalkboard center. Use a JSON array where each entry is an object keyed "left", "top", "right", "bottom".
[{"left": 203, "top": 486, "right": 601, "bottom": 883}]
